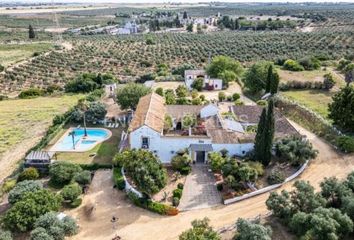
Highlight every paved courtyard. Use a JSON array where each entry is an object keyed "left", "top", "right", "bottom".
[{"left": 179, "top": 164, "right": 222, "bottom": 211}]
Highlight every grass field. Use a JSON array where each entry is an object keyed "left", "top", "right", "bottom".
[
  {"left": 281, "top": 90, "right": 334, "bottom": 119},
  {"left": 54, "top": 127, "right": 122, "bottom": 164},
  {"left": 0, "top": 42, "right": 53, "bottom": 66},
  {"left": 0, "top": 94, "right": 82, "bottom": 155}
]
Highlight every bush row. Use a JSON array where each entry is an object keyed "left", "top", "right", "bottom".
[
  {"left": 279, "top": 80, "right": 326, "bottom": 91},
  {"left": 127, "top": 191, "right": 179, "bottom": 216}
]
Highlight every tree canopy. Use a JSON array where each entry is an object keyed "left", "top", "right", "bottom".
[
  {"left": 328, "top": 85, "right": 354, "bottom": 132},
  {"left": 206, "top": 55, "right": 243, "bottom": 86},
  {"left": 114, "top": 149, "right": 167, "bottom": 196},
  {"left": 179, "top": 218, "right": 220, "bottom": 240},
  {"left": 235, "top": 218, "right": 272, "bottom": 240},
  {"left": 116, "top": 83, "right": 151, "bottom": 110},
  {"left": 242, "top": 61, "right": 273, "bottom": 93}
]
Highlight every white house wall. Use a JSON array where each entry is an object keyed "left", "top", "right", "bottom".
[
  {"left": 212, "top": 143, "right": 254, "bottom": 157},
  {"left": 130, "top": 125, "right": 213, "bottom": 163}
]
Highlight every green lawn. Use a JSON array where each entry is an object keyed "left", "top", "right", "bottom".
[
  {"left": 0, "top": 94, "right": 82, "bottom": 157},
  {"left": 54, "top": 127, "right": 122, "bottom": 165},
  {"left": 0, "top": 43, "right": 53, "bottom": 66},
  {"left": 281, "top": 90, "right": 334, "bottom": 119}
]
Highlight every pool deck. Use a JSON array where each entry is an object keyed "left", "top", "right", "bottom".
[{"left": 49, "top": 127, "right": 112, "bottom": 153}]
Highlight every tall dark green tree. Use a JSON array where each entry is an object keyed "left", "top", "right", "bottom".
[
  {"left": 265, "top": 65, "right": 273, "bottom": 93},
  {"left": 328, "top": 85, "right": 354, "bottom": 132},
  {"left": 263, "top": 99, "right": 275, "bottom": 166},
  {"left": 254, "top": 99, "right": 275, "bottom": 166},
  {"left": 254, "top": 108, "right": 266, "bottom": 162},
  {"left": 270, "top": 71, "right": 280, "bottom": 94},
  {"left": 29, "top": 25, "right": 35, "bottom": 39},
  {"left": 235, "top": 19, "right": 240, "bottom": 30},
  {"left": 183, "top": 11, "right": 188, "bottom": 19}
]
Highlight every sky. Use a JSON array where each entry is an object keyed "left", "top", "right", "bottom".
[{"left": 6, "top": 0, "right": 354, "bottom": 3}]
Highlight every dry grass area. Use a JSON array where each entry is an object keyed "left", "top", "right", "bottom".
[
  {"left": 0, "top": 94, "right": 82, "bottom": 181},
  {"left": 281, "top": 90, "right": 334, "bottom": 118},
  {"left": 0, "top": 43, "right": 53, "bottom": 67}
]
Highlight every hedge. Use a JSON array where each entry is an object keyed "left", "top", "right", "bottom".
[
  {"left": 127, "top": 191, "right": 179, "bottom": 216},
  {"left": 113, "top": 167, "right": 125, "bottom": 190},
  {"left": 79, "top": 163, "right": 112, "bottom": 171}
]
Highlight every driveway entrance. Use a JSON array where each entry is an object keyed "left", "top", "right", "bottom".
[{"left": 178, "top": 165, "right": 222, "bottom": 211}]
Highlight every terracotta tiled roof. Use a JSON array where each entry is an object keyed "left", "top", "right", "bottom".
[
  {"left": 166, "top": 105, "right": 203, "bottom": 121},
  {"left": 128, "top": 93, "right": 166, "bottom": 133}
]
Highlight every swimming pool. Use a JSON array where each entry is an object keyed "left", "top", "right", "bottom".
[{"left": 50, "top": 128, "right": 112, "bottom": 152}]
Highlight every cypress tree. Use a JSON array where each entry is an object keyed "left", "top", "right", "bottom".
[
  {"left": 254, "top": 108, "right": 267, "bottom": 161},
  {"left": 235, "top": 19, "right": 240, "bottom": 30},
  {"left": 183, "top": 11, "right": 188, "bottom": 19},
  {"left": 262, "top": 99, "right": 275, "bottom": 166},
  {"left": 266, "top": 65, "right": 273, "bottom": 93},
  {"left": 28, "top": 24, "right": 35, "bottom": 39},
  {"left": 270, "top": 71, "right": 280, "bottom": 94}
]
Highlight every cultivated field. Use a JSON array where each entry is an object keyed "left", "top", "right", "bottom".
[
  {"left": 0, "top": 94, "right": 82, "bottom": 181},
  {"left": 0, "top": 42, "right": 53, "bottom": 67}
]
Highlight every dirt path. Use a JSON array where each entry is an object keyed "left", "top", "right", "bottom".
[{"left": 69, "top": 121, "right": 354, "bottom": 240}]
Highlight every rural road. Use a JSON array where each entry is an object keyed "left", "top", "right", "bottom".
[{"left": 69, "top": 121, "right": 354, "bottom": 240}]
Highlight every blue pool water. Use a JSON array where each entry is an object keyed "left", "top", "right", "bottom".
[{"left": 52, "top": 128, "right": 111, "bottom": 152}]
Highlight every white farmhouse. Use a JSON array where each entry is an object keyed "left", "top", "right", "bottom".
[
  {"left": 128, "top": 93, "right": 298, "bottom": 163},
  {"left": 184, "top": 70, "right": 223, "bottom": 91}
]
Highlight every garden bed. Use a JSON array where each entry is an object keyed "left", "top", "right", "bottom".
[{"left": 152, "top": 166, "right": 187, "bottom": 206}]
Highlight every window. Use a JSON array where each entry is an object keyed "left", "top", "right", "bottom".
[{"left": 141, "top": 137, "right": 149, "bottom": 149}]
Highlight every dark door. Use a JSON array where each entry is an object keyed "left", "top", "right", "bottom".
[{"left": 196, "top": 151, "right": 205, "bottom": 163}]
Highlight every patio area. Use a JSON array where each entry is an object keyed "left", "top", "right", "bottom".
[{"left": 178, "top": 164, "right": 222, "bottom": 211}]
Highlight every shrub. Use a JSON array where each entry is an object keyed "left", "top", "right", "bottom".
[
  {"left": 113, "top": 167, "right": 125, "bottom": 190},
  {"left": 337, "top": 136, "right": 354, "bottom": 153},
  {"left": 208, "top": 152, "right": 225, "bottom": 172},
  {"left": 171, "top": 154, "right": 192, "bottom": 175},
  {"left": 31, "top": 212, "right": 78, "bottom": 240},
  {"left": 173, "top": 189, "right": 183, "bottom": 199},
  {"left": 173, "top": 197, "right": 180, "bottom": 207},
  {"left": 18, "top": 167, "right": 39, "bottom": 182},
  {"left": 267, "top": 170, "right": 285, "bottom": 185},
  {"left": 30, "top": 227, "right": 53, "bottom": 240},
  {"left": 8, "top": 180, "right": 43, "bottom": 204},
  {"left": 1, "top": 179, "right": 16, "bottom": 193},
  {"left": 283, "top": 59, "right": 304, "bottom": 71},
  {"left": 232, "top": 93, "right": 241, "bottom": 101},
  {"left": 179, "top": 218, "right": 220, "bottom": 240},
  {"left": 177, "top": 183, "right": 184, "bottom": 190},
  {"left": 61, "top": 183, "right": 82, "bottom": 202},
  {"left": 69, "top": 198, "right": 82, "bottom": 208},
  {"left": 275, "top": 136, "right": 318, "bottom": 166},
  {"left": 64, "top": 73, "right": 102, "bottom": 93},
  {"left": 234, "top": 99, "right": 244, "bottom": 106},
  {"left": 73, "top": 170, "right": 91, "bottom": 185},
  {"left": 4, "top": 189, "right": 62, "bottom": 232},
  {"left": 218, "top": 92, "right": 226, "bottom": 102},
  {"left": 49, "top": 162, "right": 82, "bottom": 187},
  {"left": 191, "top": 78, "right": 204, "bottom": 91},
  {"left": 18, "top": 88, "right": 44, "bottom": 99},
  {"left": 323, "top": 73, "right": 335, "bottom": 90},
  {"left": 247, "top": 162, "right": 265, "bottom": 177},
  {"left": 0, "top": 230, "right": 12, "bottom": 240},
  {"left": 257, "top": 100, "right": 267, "bottom": 106}
]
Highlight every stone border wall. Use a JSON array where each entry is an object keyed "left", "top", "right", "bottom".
[{"left": 224, "top": 160, "right": 309, "bottom": 205}]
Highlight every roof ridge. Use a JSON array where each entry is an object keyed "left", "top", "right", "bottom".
[{"left": 144, "top": 93, "right": 154, "bottom": 126}]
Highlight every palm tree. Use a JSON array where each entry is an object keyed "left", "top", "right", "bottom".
[
  {"left": 78, "top": 99, "right": 88, "bottom": 137},
  {"left": 69, "top": 130, "right": 76, "bottom": 150}
]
